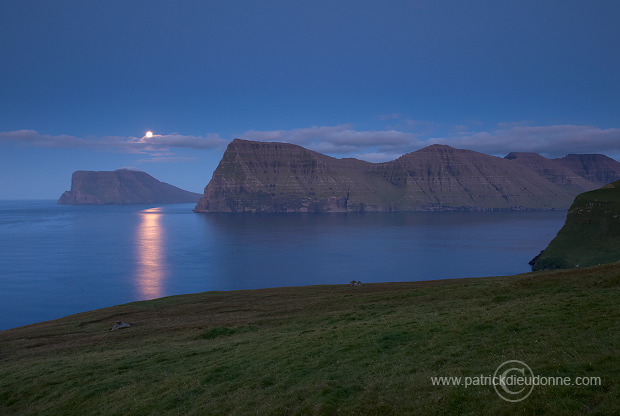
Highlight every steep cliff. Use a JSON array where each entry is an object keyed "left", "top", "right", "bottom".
[
  {"left": 58, "top": 169, "right": 202, "bottom": 205},
  {"left": 530, "top": 180, "right": 620, "bottom": 270},
  {"left": 554, "top": 154, "right": 620, "bottom": 185},
  {"left": 194, "top": 140, "right": 369, "bottom": 212},
  {"left": 504, "top": 152, "right": 599, "bottom": 189},
  {"left": 390, "top": 145, "right": 578, "bottom": 210},
  {"left": 194, "top": 139, "right": 620, "bottom": 213}
]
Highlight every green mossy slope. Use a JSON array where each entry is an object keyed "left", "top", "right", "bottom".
[
  {"left": 531, "top": 180, "right": 620, "bottom": 270},
  {"left": 1, "top": 265, "right": 619, "bottom": 415}
]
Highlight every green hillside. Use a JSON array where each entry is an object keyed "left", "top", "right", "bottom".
[
  {"left": 531, "top": 180, "right": 620, "bottom": 270},
  {"left": 1, "top": 265, "right": 619, "bottom": 415}
]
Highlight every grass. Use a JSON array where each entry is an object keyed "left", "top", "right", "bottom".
[
  {"left": 533, "top": 181, "right": 620, "bottom": 270},
  {"left": 1, "top": 264, "right": 619, "bottom": 415}
]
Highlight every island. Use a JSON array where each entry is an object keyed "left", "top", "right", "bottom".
[
  {"left": 194, "top": 139, "right": 620, "bottom": 213},
  {"left": 58, "top": 169, "right": 202, "bottom": 205}
]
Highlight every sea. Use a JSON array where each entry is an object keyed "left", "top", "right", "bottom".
[{"left": 0, "top": 200, "right": 567, "bottom": 331}]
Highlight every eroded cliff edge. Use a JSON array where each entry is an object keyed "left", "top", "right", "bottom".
[
  {"left": 194, "top": 139, "right": 620, "bottom": 213},
  {"left": 530, "top": 180, "right": 620, "bottom": 270}
]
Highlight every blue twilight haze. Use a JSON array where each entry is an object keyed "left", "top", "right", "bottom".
[{"left": 1, "top": 0, "right": 619, "bottom": 198}]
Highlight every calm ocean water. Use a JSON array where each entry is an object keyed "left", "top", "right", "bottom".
[{"left": 0, "top": 200, "right": 566, "bottom": 330}]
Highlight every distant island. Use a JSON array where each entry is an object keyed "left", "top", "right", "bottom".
[
  {"left": 194, "top": 139, "right": 620, "bottom": 213},
  {"left": 58, "top": 169, "right": 202, "bottom": 205},
  {"left": 530, "top": 180, "right": 620, "bottom": 270}
]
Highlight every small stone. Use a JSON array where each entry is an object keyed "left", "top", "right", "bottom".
[{"left": 111, "top": 321, "right": 132, "bottom": 331}]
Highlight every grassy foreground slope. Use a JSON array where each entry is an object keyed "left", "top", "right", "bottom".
[{"left": 1, "top": 265, "right": 619, "bottom": 415}]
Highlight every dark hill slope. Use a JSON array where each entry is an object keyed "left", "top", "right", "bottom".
[
  {"left": 530, "top": 180, "right": 620, "bottom": 270},
  {"left": 1, "top": 264, "right": 619, "bottom": 415},
  {"left": 195, "top": 139, "right": 620, "bottom": 213},
  {"left": 58, "top": 169, "right": 202, "bottom": 205}
]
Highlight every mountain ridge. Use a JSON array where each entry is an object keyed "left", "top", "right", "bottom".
[{"left": 194, "top": 139, "right": 620, "bottom": 213}]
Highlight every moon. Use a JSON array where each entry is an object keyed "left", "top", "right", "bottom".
[{"left": 145, "top": 131, "right": 154, "bottom": 138}]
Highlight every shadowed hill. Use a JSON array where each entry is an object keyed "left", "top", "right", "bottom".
[{"left": 530, "top": 180, "right": 620, "bottom": 270}]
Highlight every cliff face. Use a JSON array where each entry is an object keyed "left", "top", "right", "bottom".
[
  {"left": 553, "top": 154, "right": 620, "bottom": 185},
  {"left": 58, "top": 169, "right": 202, "bottom": 205},
  {"left": 390, "top": 145, "right": 579, "bottom": 210},
  {"left": 530, "top": 180, "right": 620, "bottom": 270},
  {"left": 194, "top": 139, "right": 620, "bottom": 213},
  {"left": 504, "top": 152, "right": 599, "bottom": 188},
  {"left": 194, "top": 140, "right": 364, "bottom": 212}
]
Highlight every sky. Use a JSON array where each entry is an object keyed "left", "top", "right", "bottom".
[{"left": 1, "top": 0, "right": 619, "bottom": 199}]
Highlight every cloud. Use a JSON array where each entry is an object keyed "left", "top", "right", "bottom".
[
  {"left": 137, "top": 156, "right": 199, "bottom": 163},
  {"left": 135, "top": 133, "right": 227, "bottom": 150},
  {"left": 238, "top": 124, "right": 620, "bottom": 162},
  {"left": 0, "top": 130, "right": 94, "bottom": 148},
  {"left": 440, "top": 125, "right": 620, "bottom": 157},
  {"left": 239, "top": 124, "right": 418, "bottom": 157},
  {"left": 349, "top": 152, "right": 404, "bottom": 163},
  {"left": 0, "top": 129, "right": 228, "bottom": 161},
  {"left": 0, "top": 130, "right": 227, "bottom": 151},
  {"left": 2, "top": 124, "right": 619, "bottom": 164},
  {"left": 118, "top": 166, "right": 144, "bottom": 171}
]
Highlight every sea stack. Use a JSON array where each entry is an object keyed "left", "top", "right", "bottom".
[
  {"left": 194, "top": 139, "right": 620, "bottom": 213},
  {"left": 59, "top": 169, "right": 202, "bottom": 205}
]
